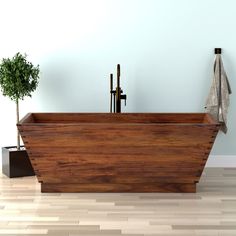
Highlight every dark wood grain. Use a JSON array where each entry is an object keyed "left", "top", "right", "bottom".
[
  {"left": 41, "top": 183, "right": 196, "bottom": 193},
  {"left": 17, "top": 113, "right": 220, "bottom": 193}
]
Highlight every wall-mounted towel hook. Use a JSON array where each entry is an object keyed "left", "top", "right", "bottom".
[{"left": 215, "top": 48, "right": 222, "bottom": 54}]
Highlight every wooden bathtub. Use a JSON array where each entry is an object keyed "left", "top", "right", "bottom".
[{"left": 18, "top": 113, "right": 219, "bottom": 193}]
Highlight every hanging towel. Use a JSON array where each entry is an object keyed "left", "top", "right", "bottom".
[{"left": 205, "top": 52, "right": 232, "bottom": 133}]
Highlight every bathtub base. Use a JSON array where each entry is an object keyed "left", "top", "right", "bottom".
[{"left": 41, "top": 183, "right": 196, "bottom": 193}]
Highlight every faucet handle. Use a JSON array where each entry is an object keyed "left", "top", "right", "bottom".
[{"left": 120, "top": 94, "right": 127, "bottom": 106}]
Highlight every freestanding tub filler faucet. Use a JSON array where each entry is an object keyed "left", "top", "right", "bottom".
[{"left": 110, "top": 64, "right": 127, "bottom": 113}]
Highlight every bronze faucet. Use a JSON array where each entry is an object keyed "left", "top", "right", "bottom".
[{"left": 110, "top": 64, "right": 127, "bottom": 113}]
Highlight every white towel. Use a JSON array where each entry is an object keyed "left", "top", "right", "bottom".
[{"left": 205, "top": 54, "right": 232, "bottom": 133}]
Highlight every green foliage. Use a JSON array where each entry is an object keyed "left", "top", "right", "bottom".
[{"left": 0, "top": 52, "right": 40, "bottom": 102}]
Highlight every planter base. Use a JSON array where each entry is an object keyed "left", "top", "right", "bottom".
[{"left": 2, "top": 146, "right": 35, "bottom": 178}]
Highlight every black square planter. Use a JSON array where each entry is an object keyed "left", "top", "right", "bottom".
[{"left": 2, "top": 146, "right": 35, "bottom": 178}]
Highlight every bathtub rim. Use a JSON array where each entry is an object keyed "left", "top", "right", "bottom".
[{"left": 18, "top": 112, "right": 220, "bottom": 127}]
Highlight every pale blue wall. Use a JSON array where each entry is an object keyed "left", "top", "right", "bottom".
[{"left": 0, "top": 0, "right": 235, "bottom": 155}]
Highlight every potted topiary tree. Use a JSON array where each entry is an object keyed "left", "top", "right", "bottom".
[{"left": 0, "top": 52, "right": 40, "bottom": 178}]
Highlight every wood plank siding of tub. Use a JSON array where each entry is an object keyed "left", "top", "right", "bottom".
[{"left": 17, "top": 113, "right": 220, "bottom": 193}]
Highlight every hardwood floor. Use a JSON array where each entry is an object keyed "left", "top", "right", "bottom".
[{"left": 0, "top": 168, "right": 236, "bottom": 236}]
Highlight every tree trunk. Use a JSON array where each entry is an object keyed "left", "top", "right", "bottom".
[{"left": 16, "top": 99, "right": 20, "bottom": 150}]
